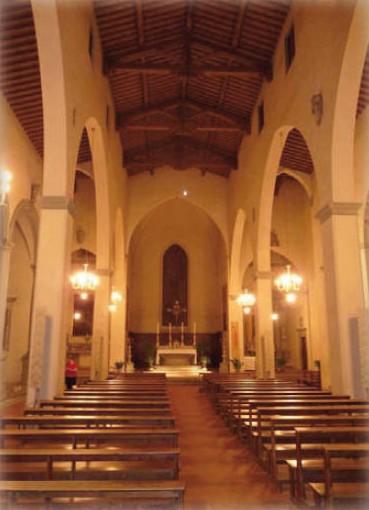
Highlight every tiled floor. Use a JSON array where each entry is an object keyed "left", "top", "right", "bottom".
[
  {"left": 168, "top": 384, "right": 293, "bottom": 510},
  {"left": 0, "top": 385, "right": 294, "bottom": 509}
]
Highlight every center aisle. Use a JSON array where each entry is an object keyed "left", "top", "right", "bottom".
[{"left": 168, "top": 383, "right": 293, "bottom": 510}]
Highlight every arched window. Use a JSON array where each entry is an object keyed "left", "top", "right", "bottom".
[{"left": 162, "top": 245, "right": 188, "bottom": 326}]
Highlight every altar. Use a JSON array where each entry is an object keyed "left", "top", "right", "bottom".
[{"left": 156, "top": 345, "right": 197, "bottom": 366}]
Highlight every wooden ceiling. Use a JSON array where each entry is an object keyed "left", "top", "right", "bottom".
[{"left": 0, "top": 0, "right": 368, "bottom": 179}]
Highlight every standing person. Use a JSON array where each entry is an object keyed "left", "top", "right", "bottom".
[{"left": 65, "top": 356, "right": 78, "bottom": 390}]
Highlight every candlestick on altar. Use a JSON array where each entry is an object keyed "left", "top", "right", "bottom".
[
  {"left": 193, "top": 322, "right": 196, "bottom": 346},
  {"left": 169, "top": 322, "right": 172, "bottom": 345},
  {"left": 180, "top": 322, "right": 184, "bottom": 345},
  {"left": 156, "top": 322, "right": 160, "bottom": 346}
]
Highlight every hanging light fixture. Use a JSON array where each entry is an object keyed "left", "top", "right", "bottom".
[
  {"left": 70, "top": 263, "right": 99, "bottom": 291},
  {"left": 275, "top": 265, "right": 302, "bottom": 293},
  {"left": 0, "top": 168, "right": 12, "bottom": 205},
  {"left": 108, "top": 289, "right": 123, "bottom": 313},
  {"left": 237, "top": 289, "right": 256, "bottom": 314}
]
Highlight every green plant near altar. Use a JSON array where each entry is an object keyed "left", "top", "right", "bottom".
[
  {"left": 114, "top": 360, "right": 124, "bottom": 372},
  {"left": 144, "top": 341, "right": 156, "bottom": 369},
  {"left": 229, "top": 358, "right": 243, "bottom": 371}
]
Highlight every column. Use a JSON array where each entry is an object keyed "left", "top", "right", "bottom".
[
  {"left": 108, "top": 268, "right": 126, "bottom": 368},
  {"left": 91, "top": 269, "right": 110, "bottom": 381},
  {"left": 317, "top": 202, "right": 366, "bottom": 396},
  {"left": 0, "top": 239, "right": 13, "bottom": 356},
  {"left": 255, "top": 271, "right": 275, "bottom": 379},
  {"left": 227, "top": 297, "right": 244, "bottom": 371},
  {"left": 26, "top": 196, "right": 74, "bottom": 405}
]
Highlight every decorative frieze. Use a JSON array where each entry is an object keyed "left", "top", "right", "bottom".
[{"left": 316, "top": 202, "right": 361, "bottom": 224}]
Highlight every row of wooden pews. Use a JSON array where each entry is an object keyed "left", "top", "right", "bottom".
[
  {"left": 0, "top": 373, "right": 185, "bottom": 509},
  {"left": 202, "top": 372, "right": 369, "bottom": 508}
]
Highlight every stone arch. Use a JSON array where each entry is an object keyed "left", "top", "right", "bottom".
[
  {"left": 229, "top": 208, "right": 246, "bottom": 295},
  {"left": 109, "top": 207, "right": 127, "bottom": 365},
  {"left": 3, "top": 200, "right": 39, "bottom": 397},
  {"left": 330, "top": 0, "right": 369, "bottom": 200},
  {"left": 127, "top": 197, "right": 227, "bottom": 336},
  {"left": 80, "top": 118, "right": 110, "bottom": 270}
]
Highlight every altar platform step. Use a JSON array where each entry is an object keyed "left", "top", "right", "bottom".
[{"left": 145, "top": 365, "right": 209, "bottom": 384}]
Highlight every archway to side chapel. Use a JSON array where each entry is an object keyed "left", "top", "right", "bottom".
[
  {"left": 271, "top": 173, "right": 315, "bottom": 372},
  {"left": 127, "top": 197, "right": 227, "bottom": 371},
  {"left": 2, "top": 202, "right": 38, "bottom": 400},
  {"left": 228, "top": 209, "right": 248, "bottom": 369},
  {"left": 68, "top": 119, "right": 111, "bottom": 382},
  {"left": 256, "top": 126, "right": 316, "bottom": 378}
]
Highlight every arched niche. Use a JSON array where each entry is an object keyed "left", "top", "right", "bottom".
[
  {"left": 4, "top": 201, "right": 38, "bottom": 395},
  {"left": 162, "top": 244, "right": 188, "bottom": 327},
  {"left": 127, "top": 197, "right": 227, "bottom": 335}
]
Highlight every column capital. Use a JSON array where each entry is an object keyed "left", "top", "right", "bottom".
[
  {"left": 96, "top": 268, "right": 113, "bottom": 277},
  {"left": 1, "top": 240, "right": 14, "bottom": 251},
  {"left": 40, "top": 196, "right": 75, "bottom": 216},
  {"left": 254, "top": 270, "right": 272, "bottom": 280},
  {"left": 316, "top": 201, "right": 361, "bottom": 224}
]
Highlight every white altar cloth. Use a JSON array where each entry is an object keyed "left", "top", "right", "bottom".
[{"left": 156, "top": 346, "right": 197, "bottom": 366}]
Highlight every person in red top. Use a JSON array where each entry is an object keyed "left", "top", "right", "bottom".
[{"left": 65, "top": 356, "right": 79, "bottom": 390}]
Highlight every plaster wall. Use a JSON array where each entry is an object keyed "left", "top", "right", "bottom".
[
  {"left": 0, "top": 94, "right": 42, "bottom": 219},
  {"left": 5, "top": 225, "right": 33, "bottom": 382},
  {"left": 71, "top": 176, "right": 97, "bottom": 255},
  {"left": 128, "top": 198, "right": 226, "bottom": 333},
  {"left": 126, "top": 166, "right": 229, "bottom": 254}
]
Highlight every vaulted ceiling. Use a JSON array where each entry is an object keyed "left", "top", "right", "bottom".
[{"left": 0, "top": 0, "right": 368, "bottom": 179}]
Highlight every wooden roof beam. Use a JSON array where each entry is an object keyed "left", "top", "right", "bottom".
[
  {"left": 191, "top": 36, "right": 272, "bottom": 81},
  {"left": 106, "top": 62, "right": 269, "bottom": 80},
  {"left": 124, "top": 138, "right": 237, "bottom": 167},
  {"left": 116, "top": 99, "right": 250, "bottom": 133}
]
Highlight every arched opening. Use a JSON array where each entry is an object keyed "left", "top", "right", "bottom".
[
  {"left": 68, "top": 130, "right": 97, "bottom": 382},
  {"left": 127, "top": 198, "right": 226, "bottom": 370},
  {"left": 3, "top": 202, "right": 38, "bottom": 399},
  {"left": 162, "top": 244, "right": 188, "bottom": 327}
]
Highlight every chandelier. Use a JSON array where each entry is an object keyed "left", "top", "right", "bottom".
[
  {"left": 0, "top": 168, "right": 12, "bottom": 205},
  {"left": 237, "top": 289, "right": 256, "bottom": 314},
  {"left": 70, "top": 264, "right": 99, "bottom": 291},
  {"left": 109, "top": 289, "right": 123, "bottom": 312},
  {"left": 275, "top": 265, "right": 302, "bottom": 303}
]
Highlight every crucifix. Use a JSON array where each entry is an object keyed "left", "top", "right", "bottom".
[{"left": 166, "top": 300, "right": 187, "bottom": 326}]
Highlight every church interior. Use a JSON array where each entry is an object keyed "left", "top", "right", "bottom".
[{"left": 0, "top": 0, "right": 369, "bottom": 508}]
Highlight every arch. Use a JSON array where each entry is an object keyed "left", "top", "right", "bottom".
[
  {"left": 31, "top": 0, "right": 69, "bottom": 195},
  {"left": 162, "top": 244, "right": 188, "bottom": 326},
  {"left": 330, "top": 0, "right": 369, "bottom": 200},
  {"left": 363, "top": 193, "right": 369, "bottom": 307},
  {"left": 127, "top": 197, "right": 227, "bottom": 334},
  {"left": 82, "top": 117, "right": 110, "bottom": 270},
  {"left": 277, "top": 168, "right": 313, "bottom": 201},
  {"left": 8, "top": 200, "right": 39, "bottom": 263},
  {"left": 229, "top": 208, "right": 246, "bottom": 295},
  {"left": 256, "top": 125, "right": 294, "bottom": 272},
  {"left": 125, "top": 168, "right": 229, "bottom": 254}
]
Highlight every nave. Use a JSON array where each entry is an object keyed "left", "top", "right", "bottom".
[
  {"left": 168, "top": 382, "right": 292, "bottom": 509},
  {"left": 0, "top": 372, "right": 368, "bottom": 509}
]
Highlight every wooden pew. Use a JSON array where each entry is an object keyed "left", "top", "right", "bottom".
[
  {"left": 218, "top": 392, "right": 338, "bottom": 429},
  {"left": 0, "top": 427, "right": 179, "bottom": 448},
  {"left": 0, "top": 479, "right": 185, "bottom": 509},
  {"left": 0, "top": 447, "right": 180, "bottom": 481},
  {"left": 237, "top": 397, "right": 369, "bottom": 443},
  {"left": 62, "top": 390, "right": 170, "bottom": 404},
  {"left": 266, "top": 426, "right": 369, "bottom": 493},
  {"left": 24, "top": 407, "right": 176, "bottom": 417},
  {"left": 286, "top": 443, "right": 369, "bottom": 503},
  {"left": 253, "top": 407, "right": 369, "bottom": 454},
  {"left": 308, "top": 446, "right": 369, "bottom": 508},
  {"left": 36, "top": 399, "right": 172, "bottom": 414},
  {"left": 63, "top": 391, "right": 170, "bottom": 399}
]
